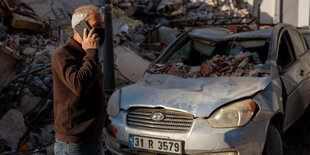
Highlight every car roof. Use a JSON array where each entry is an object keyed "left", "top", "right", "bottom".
[{"left": 189, "top": 27, "right": 273, "bottom": 42}]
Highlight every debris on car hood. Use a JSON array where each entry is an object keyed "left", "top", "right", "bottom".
[{"left": 149, "top": 52, "right": 270, "bottom": 78}]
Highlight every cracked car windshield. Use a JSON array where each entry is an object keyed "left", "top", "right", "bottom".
[{"left": 149, "top": 37, "right": 270, "bottom": 78}]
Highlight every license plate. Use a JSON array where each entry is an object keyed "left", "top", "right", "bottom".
[{"left": 129, "top": 135, "right": 182, "bottom": 154}]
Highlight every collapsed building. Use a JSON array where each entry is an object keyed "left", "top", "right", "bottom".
[{"left": 0, "top": 0, "right": 265, "bottom": 154}]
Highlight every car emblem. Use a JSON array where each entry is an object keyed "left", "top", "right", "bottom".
[{"left": 151, "top": 112, "right": 165, "bottom": 121}]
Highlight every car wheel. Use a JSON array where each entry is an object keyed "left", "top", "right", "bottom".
[{"left": 263, "top": 124, "right": 283, "bottom": 155}]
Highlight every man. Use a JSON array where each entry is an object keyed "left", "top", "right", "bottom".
[{"left": 52, "top": 5, "right": 117, "bottom": 155}]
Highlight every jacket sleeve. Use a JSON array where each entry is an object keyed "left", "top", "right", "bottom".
[{"left": 53, "top": 49, "right": 99, "bottom": 96}]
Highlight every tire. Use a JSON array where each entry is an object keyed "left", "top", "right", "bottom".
[{"left": 263, "top": 124, "right": 283, "bottom": 155}]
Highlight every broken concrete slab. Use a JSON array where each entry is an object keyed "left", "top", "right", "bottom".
[
  {"left": 113, "top": 18, "right": 130, "bottom": 35},
  {"left": 9, "top": 13, "right": 49, "bottom": 34},
  {"left": 33, "top": 48, "right": 52, "bottom": 65},
  {"left": 158, "top": 26, "right": 179, "bottom": 45},
  {"left": 36, "top": 124, "right": 54, "bottom": 147},
  {"left": 0, "top": 41, "right": 23, "bottom": 92},
  {"left": 28, "top": 77, "right": 49, "bottom": 96},
  {"left": 0, "top": 109, "right": 27, "bottom": 152},
  {"left": 114, "top": 46, "right": 151, "bottom": 82},
  {"left": 20, "top": 90, "right": 41, "bottom": 113},
  {"left": 22, "top": 47, "right": 36, "bottom": 56},
  {"left": 112, "top": 8, "right": 143, "bottom": 29}
]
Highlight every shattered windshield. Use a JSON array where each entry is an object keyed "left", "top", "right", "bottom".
[{"left": 149, "top": 37, "right": 270, "bottom": 78}]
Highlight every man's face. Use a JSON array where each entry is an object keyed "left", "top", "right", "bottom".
[
  {"left": 87, "top": 10, "right": 105, "bottom": 46},
  {"left": 87, "top": 10, "right": 104, "bottom": 28}
]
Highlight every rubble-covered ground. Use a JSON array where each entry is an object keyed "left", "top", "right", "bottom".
[{"left": 0, "top": 0, "right": 308, "bottom": 154}]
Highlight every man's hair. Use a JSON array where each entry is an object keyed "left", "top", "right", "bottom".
[{"left": 71, "top": 5, "right": 104, "bottom": 29}]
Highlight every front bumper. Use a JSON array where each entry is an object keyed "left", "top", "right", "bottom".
[{"left": 105, "top": 110, "right": 269, "bottom": 155}]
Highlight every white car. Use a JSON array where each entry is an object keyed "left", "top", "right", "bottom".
[{"left": 105, "top": 24, "right": 310, "bottom": 155}]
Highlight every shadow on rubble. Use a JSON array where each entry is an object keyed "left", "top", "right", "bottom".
[{"left": 283, "top": 105, "right": 310, "bottom": 155}]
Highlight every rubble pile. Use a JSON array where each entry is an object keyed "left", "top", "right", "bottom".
[
  {"left": 111, "top": 0, "right": 257, "bottom": 85},
  {"left": 112, "top": 8, "right": 179, "bottom": 61},
  {"left": 150, "top": 51, "right": 270, "bottom": 78},
  {"left": 111, "top": 7, "right": 182, "bottom": 86},
  {"left": 0, "top": 27, "right": 56, "bottom": 153},
  {"left": 0, "top": 49, "right": 55, "bottom": 154},
  {"left": 0, "top": 1, "right": 57, "bottom": 154},
  {"left": 117, "top": 0, "right": 255, "bottom": 27}
]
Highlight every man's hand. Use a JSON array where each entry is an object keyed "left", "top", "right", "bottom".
[
  {"left": 82, "top": 28, "right": 100, "bottom": 51},
  {"left": 106, "top": 123, "right": 117, "bottom": 139}
]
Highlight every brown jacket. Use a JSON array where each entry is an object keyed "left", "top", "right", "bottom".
[{"left": 52, "top": 37, "right": 111, "bottom": 143}]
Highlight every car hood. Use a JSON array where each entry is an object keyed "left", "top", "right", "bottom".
[{"left": 120, "top": 73, "right": 271, "bottom": 117}]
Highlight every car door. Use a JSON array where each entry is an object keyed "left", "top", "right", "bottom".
[
  {"left": 287, "top": 28, "right": 310, "bottom": 113},
  {"left": 277, "top": 29, "right": 306, "bottom": 131}
]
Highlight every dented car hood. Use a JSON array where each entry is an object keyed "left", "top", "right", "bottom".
[{"left": 120, "top": 73, "right": 271, "bottom": 117}]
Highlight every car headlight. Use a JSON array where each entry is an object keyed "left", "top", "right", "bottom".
[
  {"left": 208, "top": 99, "right": 256, "bottom": 128},
  {"left": 107, "top": 89, "right": 121, "bottom": 118}
]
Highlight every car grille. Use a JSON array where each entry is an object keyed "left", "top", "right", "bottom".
[{"left": 127, "top": 108, "right": 194, "bottom": 132}]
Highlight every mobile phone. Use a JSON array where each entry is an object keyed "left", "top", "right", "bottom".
[{"left": 74, "top": 20, "right": 91, "bottom": 40}]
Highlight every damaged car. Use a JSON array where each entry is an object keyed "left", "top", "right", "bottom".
[{"left": 105, "top": 24, "right": 310, "bottom": 155}]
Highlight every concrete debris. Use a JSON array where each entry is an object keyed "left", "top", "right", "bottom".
[
  {"left": 29, "top": 77, "right": 49, "bottom": 96},
  {"left": 0, "top": 109, "right": 27, "bottom": 152},
  {"left": 22, "top": 47, "right": 37, "bottom": 56},
  {"left": 0, "top": 3, "right": 55, "bottom": 153},
  {"left": 114, "top": 46, "right": 151, "bottom": 83},
  {"left": 109, "top": 0, "right": 257, "bottom": 86},
  {"left": 19, "top": 0, "right": 71, "bottom": 27},
  {"left": 150, "top": 52, "right": 270, "bottom": 78},
  {"left": 33, "top": 47, "right": 54, "bottom": 65},
  {"left": 0, "top": 41, "right": 23, "bottom": 92},
  {"left": 119, "top": 0, "right": 255, "bottom": 28},
  {"left": 26, "top": 124, "right": 54, "bottom": 149},
  {"left": 9, "top": 13, "right": 49, "bottom": 34},
  {"left": 113, "top": 18, "right": 130, "bottom": 35},
  {"left": 158, "top": 26, "right": 179, "bottom": 45},
  {"left": 112, "top": 8, "right": 144, "bottom": 28},
  {"left": 20, "top": 89, "right": 41, "bottom": 113},
  {"left": 0, "top": 0, "right": 51, "bottom": 34}
]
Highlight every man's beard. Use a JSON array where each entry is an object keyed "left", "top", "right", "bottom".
[{"left": 94, "top": 28, "right": 105, "bottom": 47}]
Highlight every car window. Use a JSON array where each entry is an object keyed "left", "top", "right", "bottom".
[
  {"left": 168, "top": 40, "right": 192, "bottom": 62},
  {"left": 192, "top": 39, "right": 215, "bottom": 56},
  {"left": 277, "top": 30, "right": 296, "bottom": 69},
  {"left": 288, "top": 29, "right": 307, "bottom": 57},
  {"left": 164, "top": 37, "right": 269, "bottom": 65}
]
